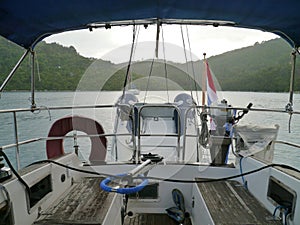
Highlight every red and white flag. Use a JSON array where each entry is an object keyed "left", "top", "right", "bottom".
[{"left": 205, "top": 61, "right": 218, "bottom": 105}]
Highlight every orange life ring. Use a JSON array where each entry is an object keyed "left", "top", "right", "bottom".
[{"left": 46, "top": 115, "right": 107, "bottom": 162}]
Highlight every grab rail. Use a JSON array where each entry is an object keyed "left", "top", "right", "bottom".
[
  {"left": 0, "top": 104, "right": 116, "bottom": 114},
  {"left": 136, "top": 104, "right": 182, "bottom": 162},
  {"left": 274, "top": 140, "right": 300, "bottom": 149},
  {"left": 0, "top": 104, "right": 115, "bottom": 170},
  {"left": 183, "top": 105, "right": 201, "bottom": 160},
  {"left": 0, "top": 133, "right": 132, "bottom": 152},
  {"left": 0, "top": 103, "right": 186, "bottom": 168},
  {"left": 2, "top": 102, "right": 300, "bottom": 170},
  {"left": 2, "top": 104, "right": 300, "bottom": 115}
]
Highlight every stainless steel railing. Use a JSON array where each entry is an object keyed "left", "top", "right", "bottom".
[
  {"left": 136, "top": 104, "right": 182, "bottom": 161},
  {"left": 1, "top": 103, "right": 300, "bottom": 170},
  {"left": 0, "top": 104, "right": 116, "bottom": 170},
  {"left": 0, "top": 103, "right": 188, "bottom": 168}
]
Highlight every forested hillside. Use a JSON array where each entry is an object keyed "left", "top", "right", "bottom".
[
  {"left": 208, "top": 39, "right": 297, "bottom": 92},
  {"left": 0, "top": 38, "right": 94, "bottom": 90},
  {"left": 0, "top": 37, "right": 298, "bottom": 92}
]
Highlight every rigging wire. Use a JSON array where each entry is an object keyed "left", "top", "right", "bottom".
[
  {"left": 143, "top": 22, "right": 163, "bottom": 103},
  {"left": 143, "top": 57, "right": 155, "bottom": 103},
  {"left": 180, "top": 25, "right": 194, "bottom": 99},
  {"left": 286, "top": 50, "right": 296, "bottom": 133},
  {"left": 185, "top": 25, "right": 200, "bottom": 106},
  {"left": 30, "top": 49, "right": 36, "bottom": 109},
  {"left": 121, "top": 25, "right": 137, "bottom": 102},
  {"left": 288, "top": 114, "right": 293, "bottom": 133},
  {"left": 128, "top": 25, "right": 140, "bottom": 90},
  {"left": 161, "top": 25, "right": 170, "bottom": 103},
  {"left": 185, "top": 25, "right": 202, "bottom": 119},
  {"left": 35, "top": 51, "right": 41, "bottom": 82}
]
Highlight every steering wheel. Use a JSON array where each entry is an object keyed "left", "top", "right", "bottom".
[{"left": 100, "top": 173, "right": 149, "bottom": 194}]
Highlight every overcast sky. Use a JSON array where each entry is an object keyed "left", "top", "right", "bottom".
[{"left": 45, "top": 25, "right": 278, "bottom": 63}]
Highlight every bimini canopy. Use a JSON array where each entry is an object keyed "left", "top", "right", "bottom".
[{"left": 1, "top": 0, "right": 300, "bottom": 49}]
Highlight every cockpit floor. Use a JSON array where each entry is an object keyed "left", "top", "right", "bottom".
[
  {"left": 124, "top": 213, "right": 192, "bottom": 225},
  {"left": 34, "top": 177, "right": 114, "bottom": 224},
  {"left": 196, "top": 179, "right": 282, "bottom": 225}
]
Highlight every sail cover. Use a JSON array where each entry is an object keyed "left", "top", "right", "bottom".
[
  {"left": 235, "top": 124, "right": 279, "bottom": 162},
  {"left": 0, "top": 0, "right": 300, "bottom": 49}
]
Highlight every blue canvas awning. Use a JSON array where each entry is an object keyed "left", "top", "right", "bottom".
[{"left": 0, "top": 0, "right": 300, "bottom": 49}]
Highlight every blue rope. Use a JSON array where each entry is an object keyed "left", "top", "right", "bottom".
[
  {"left": 239, "top": 157, "right": 248, "bottom": 189},
  {"left": 100, "top": 173, "right": 149, "bottom": 194},
  {"left": 225, "top": 123, "right": 234, "bottom": 163},
  {"left": 273, "top": 205, "right": 290, "bottom": 225},
  {"left": 284, "top": 209, "right": 289, "bottom": 225},
  {"left": 226, "top": 109, "right": 237, "bottom": 163},
  {"left": 273, "top": 205, "right": 284, "bottom": 217}
]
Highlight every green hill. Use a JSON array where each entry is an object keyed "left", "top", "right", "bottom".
[
  {"left": 0, "top": 37, "right": 298, "bottom": 92},
  {"left": 207, "top": 39, "right": 296, "bottom": 92},
  {"left": 0, "top": 38, "right": 95, "bottom": 91}
]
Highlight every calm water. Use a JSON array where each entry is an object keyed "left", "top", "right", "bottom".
[{"left": 1, "top": 91, "right": 300, "bottom": 169}]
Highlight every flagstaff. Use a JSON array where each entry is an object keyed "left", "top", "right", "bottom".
[{"left": 202, "top": 53, "right": 207, "bottom": 107}]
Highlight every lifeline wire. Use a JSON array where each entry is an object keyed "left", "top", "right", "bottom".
[
  {"left": 0, "top": 150, "right": 31, "bottom": 200},
  {"left": 28, "top": 159, "right": 116, "bottom": 178},
  {"left": 26, "top": 159, "right": 300, "bottom": 184},
  {"left": 146, "top": 163, "right": 300, "bottom": 183}
]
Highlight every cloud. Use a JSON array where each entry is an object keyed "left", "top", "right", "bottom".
[{"left": 44, "top": 24, "right": 278, "bottom": 62}]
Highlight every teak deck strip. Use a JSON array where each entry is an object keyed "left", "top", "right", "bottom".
[
  {"left": 124, "top": 213, "right": 192, "bottom": 225},
  {"left": 196, "top": 179, "right": 282, "bottom": 225},
  {"left": 34, "top": 177, "right": 114, "bottom": 225}
]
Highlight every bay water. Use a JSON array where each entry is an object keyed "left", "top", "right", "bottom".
[{"left": 0, "top": 91, "right": 300, "bottom": 170}]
